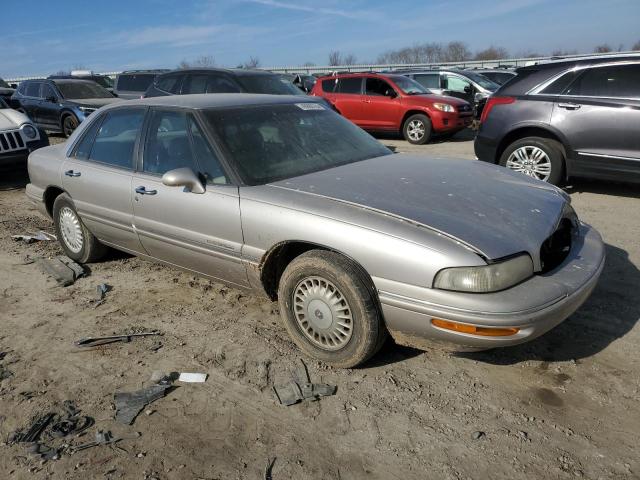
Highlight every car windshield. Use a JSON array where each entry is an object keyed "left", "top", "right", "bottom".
[
  {"left": 387, "top": 75, "right": 430, "bottom": 95},
  {"left": 0, "top": 97, "right": 7, "bottom": 108},
  {"left": 0, "top": 78, "right": 9, "bottom": 88},
  {"left": 204, "top": 103, "right": 392, "bottom": 185},
  {"left": 236, "top": 74, "right": 305, "bottom": 96},
  {"left": 56, "top": 81, "right": 113, "bottom": 99},
  {"left": 462, "top": 72, "right": 500, "bottom": 91},
  {"left": 93, "top": 76, "right": 114, "bottom": 89}
]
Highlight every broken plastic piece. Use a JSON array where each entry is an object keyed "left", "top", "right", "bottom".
[
  {"left": 75, "top": 331, "right": 160, "bottom": 348},
  {"left": 38, "top": 256, "right": 86, "bottom": 286},
  {"left": 72, "top": 430, "right": 118, "bottom": 452},
  {"left": 273, "top": 360, "right": 336, "bottom": 406},
  {"left": 26, "top": 442, "right": 59, "bottom": 460},
  {"left": 177, "top": 372, "right": 208, "bottom": 383},
  {"left": 11, "top": 413, "right": 55, "bottom": 443},
  {"left": 11, "top": 231, "right": 56, "bottom": 243},
  {"left": 114, "top": 384, "right": 172, "bottom": 425}
]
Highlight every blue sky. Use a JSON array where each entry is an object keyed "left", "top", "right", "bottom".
[{"left": 2, "top": 0, "right": 639, "bottom": 77}]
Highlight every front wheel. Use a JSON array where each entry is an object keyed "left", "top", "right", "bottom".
[
  {"left": 402, "top": 114, "right": 432, "bottom": 145},
  {"left": 278, "top": 250, "right": 386, "bottom": 368},
  {"left": 62, "top": 114, "right": 79, "bottom": 138},
  {"left": 499, "top": 137, "right": 564, "bottom": 185}
]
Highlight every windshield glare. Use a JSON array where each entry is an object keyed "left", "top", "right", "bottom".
[
  {"left": 388, "top": 75, "right": 430, "bottom": 95},
  {"left": 463, "top": 72, "right": 500, "bottom": 91},
  {"left": 56, "top": 82, "right": 113, "bottom": 99},
  {"left": 205, "top": 103, "right": 391, "bottom": 185},
  {"left": 237, "top": 74, "right": 305, "bottom": 96}
]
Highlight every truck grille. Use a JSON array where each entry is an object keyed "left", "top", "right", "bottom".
[
  {"left": 540, "top": 218, "right": 574, "bottom": 273},
  {"left": 0, "top": 130, "right": 26, "bottom": 153}
]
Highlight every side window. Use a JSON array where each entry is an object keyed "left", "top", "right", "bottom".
[
  {"left": 157, "top": 74, "right": 183, "bottom": 94},
  {"left": 205, "top": 75, "right": 241, "bottom": 93},
  {"left": 183, "top": 74, "right": 209, "bottom": 94},
  {"left": 322, "top": 78, "right": 337, "bottom": 93},
  {"left": 89, "top": 109, "right": 145, "bottom": 169},
  {"left": 25, "top": 82, "right": 40, "bottom": 97},
  {"left": 414, "top": 74, "right": 440, "bottom": 89},
  {"left": 17, "top": 83, "right": 26, "bottom": 95},
  {"left": 143, "top": 110, "right": 198, "bottom": 175},
  {"left": 41, "top": 84, "right": 56, "bottom": 100},
  {"left": 188, "top": 116, "right": 228, "bottom": 184},
  {"left": 365, "top": 78, "right": 393, "bottom": 96},
  {"left": 540, "top": 71, "right": 580, "bottom": 95},
  {"left": 73, "top": 116, "right": 104, "bottom": 160},
  {"left": 565, "top": 64, "right": 640, "bottom": 98},
  {"left": 337, "top": 78, "right": 362, "bottom": 94},
  {"left": 446, "top": 75, "right": 471, "bottom": 93}
]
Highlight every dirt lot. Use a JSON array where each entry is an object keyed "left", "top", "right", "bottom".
[{"left": 1, "top": 131, "right": 639, "bottom": 480}]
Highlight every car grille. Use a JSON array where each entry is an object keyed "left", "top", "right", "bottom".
[
  {"left": 459, "top": 104, "right": 472, "bottom": 112},
  {"left": 0, "top": 130, "right": 26, "bottom": 153},
  {"left": 540, "top": 217, "right": 574, "bottom": 273}
]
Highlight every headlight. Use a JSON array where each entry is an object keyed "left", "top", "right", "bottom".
[
  {"left": 78, "top": 107, "right": 96, "bottom": 116},
  {"left": 433, "top": 103, "right": 456, "bottom": 113},
  {"left": 433, "top": 254, "right": 534, "bottom": 293},
  {"left": 20, "top": 124, "right": 38, "bottom": 140}
]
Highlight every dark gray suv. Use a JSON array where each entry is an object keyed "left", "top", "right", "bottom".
[{"left": 475, "top": 54, "right": 640, "bottom": 185}]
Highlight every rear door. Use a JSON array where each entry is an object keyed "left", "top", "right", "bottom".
[
  {"left": 38, "top": 83, "right": 60, "bottom": 129},
  {"left": 442, "top": 74, "right": 474, "bottom": 104},
  {"left": 322, "top": 77, "right": 363, "bottom": 124},
  {"left": 551, "top": 62, "right": 640, "bottom": 180},
  {"left": 21, "top": 82, "right": 42, "bottom": 123},
  {"left": 131, "top": 108, "right": 248, "bottom": 287},
  {"left": 61, "top": 108, "right": 146, "bottom": 252},
  {"left": 361, "top": 77, "right": 402, "bottom": 129}
]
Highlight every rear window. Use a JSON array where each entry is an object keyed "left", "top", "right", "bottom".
[
  {"left": 156, "top": 74, "right": 183, "bottom": 94},
  {"left": 413, "top": 74, "right": 440, "bottom": 89},
  {"left": 117, "top": 73, "right": 157, "bottom": 92},
  {"left": 183, "top": 74, "right": 241, "bottom": 94},
  {"left": 540, "top": 70, "right": 581, "bottom": 95},
  {"left": 564, "top": 64, "right": 640, "bottom": 98},
  {"left": 322, "top": 77, "right": 362, "bottom": 95},
  {"left": 56, "top": 82, "right": 113, "bottom": 99}
]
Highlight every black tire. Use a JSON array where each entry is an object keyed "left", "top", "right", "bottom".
[
  {"left": 61, "top": 114, "right": 79, "bottom": 138},
  {"left": 499, "top": 136, "right": 564, "bottom": 185},
  {"left": 278, "top": 250, "right": 387, "bottom": 368},
  {"left": 53, "top": 193, "right": 108, "bottom": 263},
  {"left": 402, "top": 113, "right": 432, "bottom": 145}
]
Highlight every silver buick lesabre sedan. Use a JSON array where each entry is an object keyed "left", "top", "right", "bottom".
[{"left": 26, "top": 94, "right": 605, "bottom": 367}]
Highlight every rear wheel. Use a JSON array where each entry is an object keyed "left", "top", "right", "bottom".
[
  {"left": 278, "top": 250, "right": 386, "bottom": 368},
  {"left": 402, "top": 114, "right": 432, "bottom": 145},
  {"left": 62, "top": 114, "right": 79, "bottom": 138},
  {"left": 499, "top": 136, "right": 564, "bottom": 185}
]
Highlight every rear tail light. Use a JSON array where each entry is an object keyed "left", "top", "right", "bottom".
[{"left": 480, "top": 96, "right": 515, "bottom": 123}]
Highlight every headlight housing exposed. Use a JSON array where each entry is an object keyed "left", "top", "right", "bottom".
[
  {"left": 433, "top": 103, "right": 456, "bottom": 113},
  {"left": 433, "top": 254, "right": 534, "bottom": 293},
  {"left": 20, "top": 124, "right": 38, "bottom": 140}
]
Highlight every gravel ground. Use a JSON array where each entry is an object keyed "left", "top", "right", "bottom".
[{"left": 0, "top": 130, "right": 638, "bottom": 480}]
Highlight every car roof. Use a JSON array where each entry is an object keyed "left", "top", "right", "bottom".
[
  {"left": 49, "top": 78, "right": 101, "bottom": 85},
  {"left": 108, "top": 93, "right": 322, "bottom": 110},
  {"left": 119, "top": 69, "right": 171, "bottom": 75},
  {"left": 159, "top": 68, "right": 277, "bottom": 77},
  {"left": 519, "top": 53, "right": 640, "bottom": 72}
]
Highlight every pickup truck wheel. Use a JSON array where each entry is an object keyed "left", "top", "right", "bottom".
[
  {"left": 278, "top": 250, "right": 387, "bottom": 368},
  {"left": 62, "top": 114, "right": 79, "bottom": 138},
  {"left": 53, "top": 193, "right": 108, "bottom": 263},
  {"left": 499, "top": 137, "right": 564, "bottom": 185},
  {"left": 402, "top": 114, "right": 432, "bottom": 145}
]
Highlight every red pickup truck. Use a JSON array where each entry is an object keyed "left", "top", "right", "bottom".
[{"left": 311, "top": 73, "right": 473, "bottom": 144}]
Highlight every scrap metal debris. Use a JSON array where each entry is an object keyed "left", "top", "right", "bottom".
[
  {"left": 10, "top": 413, "right": 55, "bottom": 443},
  {"left": 75, "top": 331, "right": 161, "bottom": 348},
  {"left": 71, "top": 430, "right": 119, "bottom": 453},
  {"left": 265, "top": 457, "right": 276, "bottom": 480},
  {"left": 273, "top": 360, "right": 336, "bottom": 406},
  {"left": 38, "top": 256, "right": 86, "bottom": 286},
  {"left": 11, "top": 231, "right": 56, "bottom": 244},
  {"left": 90, "top": 283, "right": 112, "bottom": 308},
  {"left": 114, "top": 384, "right": 172, "bottom": 425},
  {"left": 177, "top": 372, "right": 208, "bottom": 383}
]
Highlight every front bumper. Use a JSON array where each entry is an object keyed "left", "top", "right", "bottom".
[
  {"left": 377, "top": 223, "right": 605, "bottom": 351},
  {"left": 474, "top": 133, "right": 498, "bottom": 163},
  {"left": 431, "top": 111, "right": 473, "bottom": 132},
  {"left": 0, "top": 135, "right": 49, "bottom": 170}
]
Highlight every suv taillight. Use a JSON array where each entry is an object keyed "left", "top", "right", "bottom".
[{"left": 480, "top": 96, "right": 515, "bottom": 123}]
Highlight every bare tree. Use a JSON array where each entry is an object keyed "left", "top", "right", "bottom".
[
  {"left": 303, "top": 61, "right": 316, "bottom": 67},
  {"left": 551, "top": 49, "right": 578, "bottom": 57},
  {"left": 442, "top": 41, "right": 471, "bottom": 62},
  {"left": 328, "top": 51, "right": 343, "bottom": 66},
  {"left": 178, "top": 55, "right": 216, "bottom": 69},
  {"left": 342, "top": 53, "right": 357, "bottom": 65},
  {"left": 53, "top": 69, "right": 70, "bottom": 76},
  {"left": 594, "top": 44, "right": 612, "bottom": 53},
  {"left": 474, "top": 46, "right": 509, "bottom": 61},
  {"left": 243, "top": 56, "right": 261, "bottom": 69}
]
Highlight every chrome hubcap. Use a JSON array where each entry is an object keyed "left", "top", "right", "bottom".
[
  {"left": 407, "top": 120, "right": 425, "bottom": 141},
  {"left": 506, "top": 146, "right": 552, "bottom": 182},
  {"left": 293, "top": 276, "right": 353, "bottom": 351},
  {"left": 59, "top": 206, "right": 83, "bottom": 253}
]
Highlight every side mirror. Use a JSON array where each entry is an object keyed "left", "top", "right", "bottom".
[
  {"left": 463, "top": 85, "right": 472, "bottom": 94},
  {"left": 10, "top": 83, "right": 17, "bottom": 89},
  {"left": 162, "top": 167, "right": 206, "bottom": 194},
  {"left": 386, "top": 89, "right": 398, "bottom": 99}
]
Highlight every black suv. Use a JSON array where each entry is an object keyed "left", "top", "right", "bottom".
[
  {"left": 144, "top": 68, "right": 305, "bottom": 97},
  {"left": 0, "top": 77, "right": 16, "bottom": 106},
  {"left": 475, "top": 54, "right": 640, "bottom": 185},
  {"left": 12, "top": 79, "right": 121, "bottom": 137},
  {"left": 114, "top": 69, "right": 169, "bottom": 99},
  {"left": 48, "top": 73, "right": 114, "bottom": 92}
]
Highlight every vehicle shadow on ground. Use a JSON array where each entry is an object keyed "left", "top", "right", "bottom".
[
  {"left": 459, "top": 243, "right": 640, "bottom": 365},
  {"left": 565, "top": 178, "right": 640, "bottom": 199},
  {"left": 0, "top": 166, "right": 29, "bottom": 191},
  {"left": 375, "top": 127, "right": 476, "bottom": 144}
]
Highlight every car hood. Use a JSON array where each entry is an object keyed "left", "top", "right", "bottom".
[
  {"left": 270, "top": 154, "right": 569, "bottom": 263},
  {"left": 402, "top": 94, "right": 470, "bottom": 107},
  {"left": 0, "top": 108, "right": 31, "bottom": 130},
  {"left": 67, "top": 97, "right": 122, "bottom": 107}
]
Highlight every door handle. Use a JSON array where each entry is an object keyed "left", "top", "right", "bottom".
[
  {"left": 558, "top": 102, "right": 581, "bottom": 110},
  {"left": 135, "top": 186, "right": 157, "bottom": 195},
  {"left": 363, "top": 99, "right": 372, "bottom": 103},
  {"left": 64, "top": 170, "right": 81, "bottom": 177}
]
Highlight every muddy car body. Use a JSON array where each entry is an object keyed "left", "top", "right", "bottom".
[{"left": 25, "top": 94, "right": 604, "bottom": 367}]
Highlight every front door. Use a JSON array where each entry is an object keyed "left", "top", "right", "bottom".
[
  {"left": 61, "top": 108, "right": 147, "bottom": 253},
  {"left": 325, "top": 77, "right": 364, "bottom": 125},
  {"left": 443, "top": 74, "right": 474, "bottom": 103},
  {"left": 362, "top": 77, "right": 401, "bottom": 129},
  {"left": 550, "top": 62, "right": 640, "bottom": 180},
  {"left": 132, "top": 108, "right": 248, "bottom": 287}
]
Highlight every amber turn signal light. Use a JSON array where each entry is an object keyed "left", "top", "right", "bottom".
[{"left": 431, "top": 319, "right": 519, "bottom": 337}]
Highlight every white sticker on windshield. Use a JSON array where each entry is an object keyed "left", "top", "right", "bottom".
[{"left": 296, "top": 103, "right": 325, "bottom": 111}]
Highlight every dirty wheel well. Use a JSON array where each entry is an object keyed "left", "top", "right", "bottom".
[
  {"left": 497, "top": 127, "right": 566, "bottom": 162},
  {"left": 44, "top": 187, "right": 66, "bottom": 217}
]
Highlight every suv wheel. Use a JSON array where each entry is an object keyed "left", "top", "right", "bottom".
[
  {"left": 499, "top": 137, "right": 564, "bottom": 185},
  {"left": 53, "top": 194, "right": 108, "bottom": 263},
  {"left": 403, "top": 114, "right": 432, "bottom": 145},
  {"left": 62, "top": 114, "right": 79, "bottom": 138},
  {"left": 278, "top": 250, "right": 387, "bottom": 368}
]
